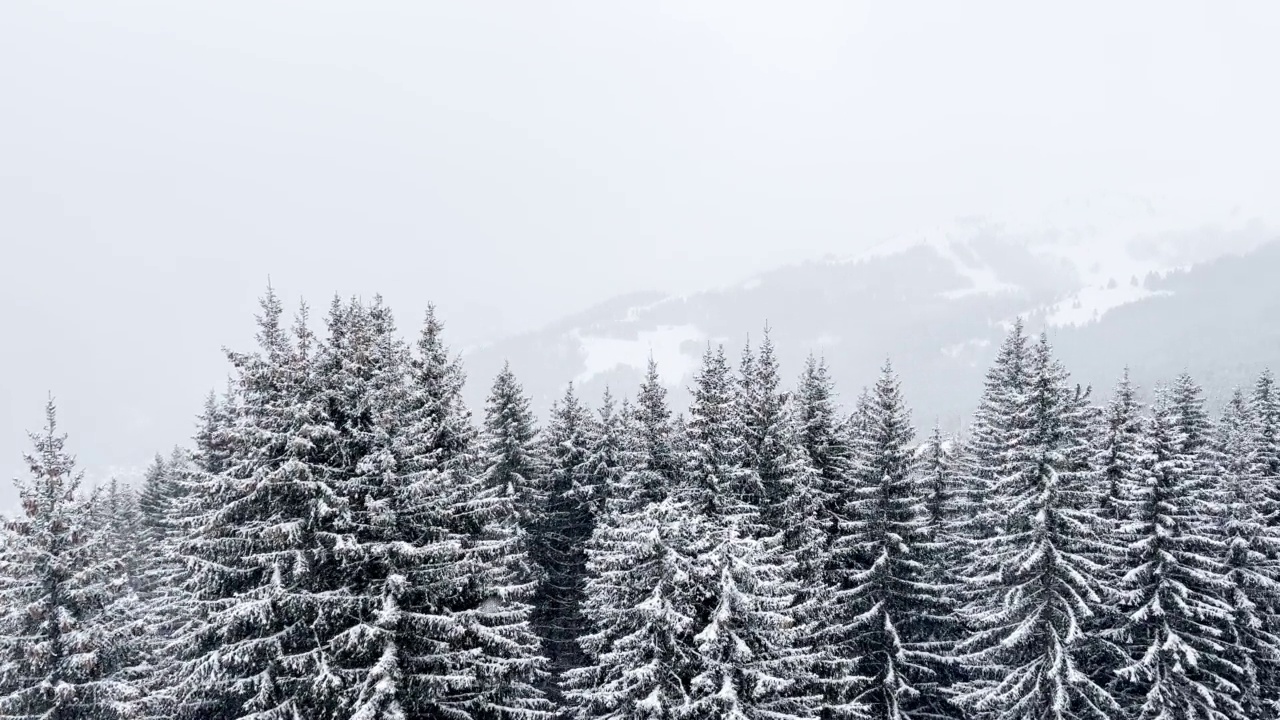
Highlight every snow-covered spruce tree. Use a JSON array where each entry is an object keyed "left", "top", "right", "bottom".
[
  {"left": 791, "top": 354, "right": 853, "bottom": 554},
  {"left": 175, "top": 289, "right": 348, "bottom": 720},
  {"left": 625, "top": 357, "right": 681, "bottom": 511},
  {"left": 469, "top": 363, "right": 550, "bottom": 719},
  {"left": 773, "top": 407, "right": 830, "bottom": 702},
  {"left": 680, "top": 344, "right": 816, "bottom": 720},
  {"left": 784, "top": 354, "right": 866, "bottom": 718},
  {"left": 303, "top": 295, "right": 432, "bottom": 720},
  {"left": 683, "top": 344, "right": 759, "bottom": 519},
  {"left": 581, "top": 390, "right": 625, "bottom": 521},
  {"left": 738, "top": 329, "right": 791, "bottom": 535},
  {"left": 1252, "top": 369, "right": 1280, "bottom": 531},
  {"left": 0, "top": 399, "right": 140, "bottom": 719},
  {"left": 918, "top": 424, "right": 962, "bottom": 584},
  {"left": 913, "top": 424, "right": 967, "bottom": 705},
  {"left": 565, "top": 363, "right": 699, "bottom": 720},
  {"left": 566, "top": 492, "right": 703, "bottom": 720},
  {"left": 138, "top": 453, "right": 174, "bottom": 545},
  {"left": 142, "top": 394, "right": 232, "bottom": 719},
  {"left": 1097, "top": 369, "right": 1143, "bottom": 526},
  {"left": 87, "top": 478, "right": 145, "bottom": 593},
  {"left": 956, "top": 319, "right": 1031, "bottom": 548},
  {"left": 682, "top": 518, "right": 817, "bottom": 720},
  {"left": 955, "top": 334, "right": 1120, "bottom": 720},
  {"left": 1112, "top": 380, "right": 1240, "bottom": 720},
  {"left": 530, "top": 384, "right": 597, "bottom": 705},
  {"left": 828, "top": 362, "right": 951, "bottom": 720},
  {"left": 1214, "top": 389, "right": 1280, "bottom": 718},
  {"left": 85, "top": 478, "right": 153, "bottom": 717},
  {"left": 388, "top": 303, "right": 490, "bottom": 718}
]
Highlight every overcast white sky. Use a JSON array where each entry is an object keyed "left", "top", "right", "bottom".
[{"left": 2, "top": 0, "right": 1279, "bottom": 499}]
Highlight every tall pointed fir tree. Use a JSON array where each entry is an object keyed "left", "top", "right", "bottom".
[
  {"left": 785, "top": 354, "right": 862, "bottom": 718},
  {"left": 1252, "top": 369, "right": 1280, "bottom": 531},
  {"left": 85, "top": 478, "right": 152, "bottom": 717},
  {"left": 914, "top": 423, "right": 966, "bottom": 690},
  {"left": 828, "top": 362, "right": 952, "bottom": 720},
  {"left": 918, "top": 424, "right": 962, "bottom": 589},
  {"left": 1112, "top": 379, "right": 1240, "bottom": 720},
  {"left": 683, "top": 344, "right": 758, "bottom": 519},
  {"left": 566, "top": 362, "right": 701, "bottom": 720},
  {"left": 307, "top": 295, "right": 432, "bottom": 720},
  {"left": 0, "top": 399, "right": 140, "bottom": 719},
  {"left": 738, "top": 329, "right": 791, "bottom": 535},
  {"left": 680, "top": 344, "right": 816, "bottom": 720},
  {"left": 471, "top": 363, "right": 550, "bottom": 719},
  {"left": 955, "top": 334, "right": 1120, "bottom": 720},
  {"left": 175, "top": 289, "right": 349, "bottom": 720},
  {"left": 1214, "top": 389, "right": 1280, "bottom": 718},
  {"left": 791, "top": 355, "right": 853, "bottom": 557},
  {"left": 628, "top": 357, "right": 680, "bottom": 510},
  {"left": 1097, "top": 369, "right": 1143, "bottom": 526},
  {"left": 957, "top": 319, "right": 1031, "bottom": 548},
  {"left": 530, "top": 384, "right": 597, "bottom": 706},
  {"left": 390, "top": 303, "right": 491, "bottom": 718},
  {"left": 145, "top": 392, "right": 233, "bottom": 718},
  {"left": 581, "top": 390, "right": 625, "bottom": 523}
]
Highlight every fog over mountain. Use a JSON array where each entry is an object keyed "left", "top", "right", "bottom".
[
  {"left": 464, "top": 195, "right": 1279, "bottom": 426},
  {"left": 4, "top": 1, "right": 1280, "bottom": 514}
]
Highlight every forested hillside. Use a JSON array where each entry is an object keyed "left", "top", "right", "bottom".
[
  {"left": 4, "top": 288, "right": 1280, "bottom": 720},
  {"left": 464, "top": 228, "right": 1280, "bottom": 429}
]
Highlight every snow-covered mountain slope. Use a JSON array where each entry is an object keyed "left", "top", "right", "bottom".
[{"left": 462, "top": 201, "right": 1277, "bottom": 426}]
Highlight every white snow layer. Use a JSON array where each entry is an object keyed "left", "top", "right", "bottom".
[
  {"left": 572, "top": 324, "right": 704, "bottom": 386},
  {"left": 1044, "top": 283, "right": 1171, "bottom": 328}
]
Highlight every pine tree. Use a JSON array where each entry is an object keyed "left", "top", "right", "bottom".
[
  {"left": 625, "top": 358, "right": 679, "bottom": 512},
  {"left": 144, "top": 399, "right": 230, "bottom": 719},
  {"left": 1252, "top": 369, "right": 1280, "bottom": 532},
  {"left": 565, "top": 365, "right": 697, "bottom": 720},
  {"left": 956, "top": 335, "right": 1119, "bottom": 720},
  {"left": 918, "top": 424, "right": 962, "bottom": 579},
  {"left": 680, "top": 345, "right": 816, "bottom": 719},
  {"left": 531, "top": 384, "right": 597, "bottom": 705},
  {"left": 391, "top": 303, "right": 489, "bottom": 718},
  {"left": 1213, "top": 389, "right": 1280, "bottom": 719},
  {"left": 177, "top": 290, "right": 348, "bottom": 719},
  {"left": 0, "top": 399, "right": 140, "bottom": 720},
  {"left": 914, "top": 424, "right": 966, "bottom": 711},
  {"left": 774, "top": 407, "right": 831, "bottom": 710},
  {"left": 1097, "top": 369, "right": 1144, "bottom": 526},
  {"left": 1113, "top": 381, "right": 1240, "bottom": 720},
  {"left": 957, "top": 319, "right": 1031, "bottom": 547},
  {"left": 85, "top": 478, "right": 152, "bottom": 718},
  {"left": 470, "top": 363, "right": 550, "bottom": 720},
  {"left": 683, "top": 345, "right": 757, "bottom": 519},
  {"left": 829, "top": 362, "right": 949, "bottom": 720},
  {"left": 309, "top": 295, "right": 432, "bottom": 720},
  {"left": 683, "top": 520, "right": 817, "bottom": 720},
  {"left": 787, "top": 354, "right": 863, "bottom": 719},
  {"left": 791, "top": 355, "right": 853, "bottom": 554},
  {"left": 566, "top": 495, "right": 703, "bottom": 720},
  {"left": 738, "top": 329, "right": 791, "bottom": 534},
  {"left": 582, "top": 391, "right": 625, "bottom": 520}
]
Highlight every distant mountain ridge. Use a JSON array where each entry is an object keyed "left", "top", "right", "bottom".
[{"left": 462, "top": 202, "right": 1279, "bottom": 425}]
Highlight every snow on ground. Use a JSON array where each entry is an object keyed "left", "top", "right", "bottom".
[
  {"left": 1044, "top": 282, "right": 1171, "bottom": 328},
  {"left": 572, "top": 324, "right": 704, "bottom": 386},
  {"left": 932, "top": 237, "right": 1021, "bottom": 299}
]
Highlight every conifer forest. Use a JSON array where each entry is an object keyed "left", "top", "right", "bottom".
[{"left": 9, "top": 287, "right": 1280, "bottom": 720}]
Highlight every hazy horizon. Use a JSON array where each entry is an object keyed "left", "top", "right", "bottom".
[{"left": 4, "top": 1, "right": 1280, "bottom": 506}]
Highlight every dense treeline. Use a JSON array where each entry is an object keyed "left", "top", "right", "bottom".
[{"left": 4, "top": 288, "right": 1280, "bottom": 720}]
